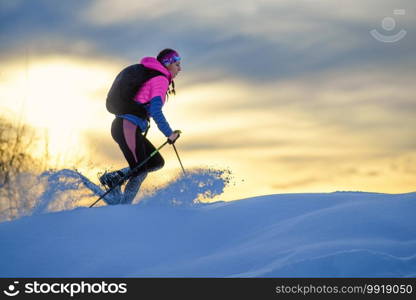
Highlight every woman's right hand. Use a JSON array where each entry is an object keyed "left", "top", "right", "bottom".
[{"left": 168, "top": 130, "right": 181, "bottom": 144}]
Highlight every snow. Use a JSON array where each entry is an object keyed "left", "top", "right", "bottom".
[{"left": 0, "top": 169, "right": 415, "bottom": 277}]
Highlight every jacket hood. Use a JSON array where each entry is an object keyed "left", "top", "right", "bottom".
[{"left": 140, "top": 57, "right": 172, "bottom": 82}]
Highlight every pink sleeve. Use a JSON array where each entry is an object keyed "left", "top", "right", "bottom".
[{"left": 147, "top": 76, "right": 169, "bottom": 103}]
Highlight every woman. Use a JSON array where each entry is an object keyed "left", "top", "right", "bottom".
[{"left": 100, "top": 48, "right": 182, "bottom": 205}]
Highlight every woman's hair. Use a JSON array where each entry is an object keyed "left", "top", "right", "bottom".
[
  {"left": 157, "top": 48, "right": 178, "bottom": 96},
  {"left": 157, "top": 48, "right": 177, "bottom": 64}
]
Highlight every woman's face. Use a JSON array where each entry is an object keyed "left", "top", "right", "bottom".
[{"left": 167, "top": 61, "right": 181, "bottom": 78}]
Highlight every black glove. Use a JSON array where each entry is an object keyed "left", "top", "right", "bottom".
[{"left": 168, "top": 130, "right": 182, "bottom": 144}]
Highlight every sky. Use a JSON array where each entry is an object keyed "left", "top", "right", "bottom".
[{"left": 1, "top": 0, "right": 415, "bottom": 201}]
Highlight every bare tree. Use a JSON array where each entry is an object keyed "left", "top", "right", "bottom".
[
  {"left": 0, "top": 115, "right": 92, "bottom": 222},
  {"left": 0, "top": 116, "right": 42, "bottom": 220}
]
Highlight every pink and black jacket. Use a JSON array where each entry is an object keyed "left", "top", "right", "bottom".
[{"left": 119, "top": 57, "right": 174, "bottom": 137}]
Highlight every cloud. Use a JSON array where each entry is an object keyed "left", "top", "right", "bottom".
[
  {"left": 2, "top": 0, "right": 415, "bottom": 85},
  {"left": 174, "top": 61, "right": 416, "bottom": 156},
  {"left": 272, "top": 177, "right": 322, "bottom": 189},
  {"left": 83, "top": 130, "right": 121, "bottom": 165},
  {"left": 78, "top": 0, "right": 416, "bottom": 83},
  {"left": 81, "top": 0, "right": 261, "bottom": 27}
]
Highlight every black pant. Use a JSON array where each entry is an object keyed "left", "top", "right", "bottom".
[{"left": 111, "top": 117, "right": 164, "bottom": 175}]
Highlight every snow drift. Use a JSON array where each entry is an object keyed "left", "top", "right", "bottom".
[{"left": 0, "top": 169, "right": 415, "bottom": 277}]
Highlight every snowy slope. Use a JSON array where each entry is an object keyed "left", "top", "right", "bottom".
[{"left": 0, "top": 169, "right": 415, "bottom": 277}]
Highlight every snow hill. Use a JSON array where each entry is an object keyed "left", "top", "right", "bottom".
[{"left": 0, "top": 169, "right": 415, "bottom": 277}]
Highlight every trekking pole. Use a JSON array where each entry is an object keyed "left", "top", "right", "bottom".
[
  {"left": 89, "top": 140, "right": 169, "bottom": 208},
  {"left": 172, "top": 143, "right": 186, "bottom": 175}
]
